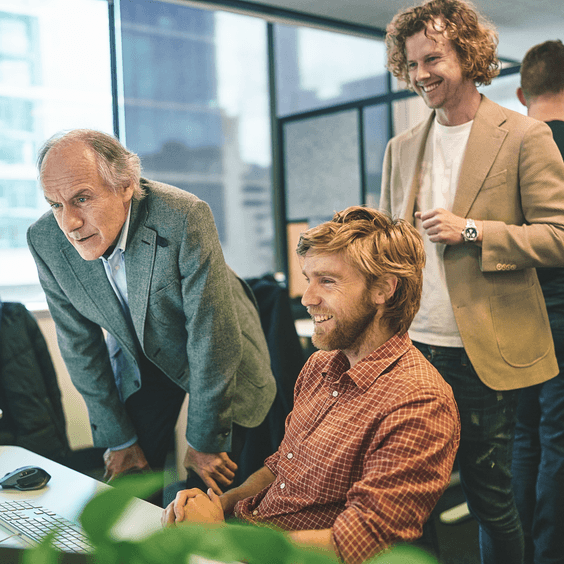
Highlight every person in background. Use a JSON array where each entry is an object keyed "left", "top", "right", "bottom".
[
  {"left": 381, "top": 1, "right": 564, "bottom": 563},
  {"left": 512, "top": 39, "right": 564, "bottom": 564},
  {"left": 163, "top": 206, "right": 460, "bottom": 564},
  {"left": 27, "top": 129, "right": 276, "bottom": 501}
]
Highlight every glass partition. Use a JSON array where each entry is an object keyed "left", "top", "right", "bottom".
[
  {"left": 283, "top": 110, "right": 362, "bottom": 224},
  {"left": 479, "top": 69, "right": 524, "bottom": 115},
  {"left": 363, "top": 104, "right": 390, "bottom": 207}
]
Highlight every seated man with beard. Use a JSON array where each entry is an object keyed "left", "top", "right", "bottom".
[{"left": 162, "top": 206, "right": 460, "bottom": 564}]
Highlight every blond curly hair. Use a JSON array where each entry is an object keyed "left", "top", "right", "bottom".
[{"left": 386, "top": 0, "right": 500, "bottom": 88}]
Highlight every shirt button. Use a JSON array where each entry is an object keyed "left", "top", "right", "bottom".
[
  {"left": 252, "top": 509, "right": 258, "bottom": 516},
  {"left": 287, "top": 452, "right": 293, "bottom": 459},
  {"left": 280, "top": 482, "right": 286, "bottom": 489},
  {"left": 332, "top": 390, "right": 338, "bottom": 397}
]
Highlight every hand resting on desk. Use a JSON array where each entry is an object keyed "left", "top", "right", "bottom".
[
  {"left": 103, "top": 443, "right": 150, "bottom": 481},
  {"left": 161, "top": 483, "right": 336, "bottom": 556}
]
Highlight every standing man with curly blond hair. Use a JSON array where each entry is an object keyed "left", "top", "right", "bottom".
[{"left": 380, "top": 1, "right": 564, "bottom": 563}]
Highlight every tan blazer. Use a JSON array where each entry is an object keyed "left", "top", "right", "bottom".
[{"left": 381, "top": 96, "right": 564, "bottom": 390}]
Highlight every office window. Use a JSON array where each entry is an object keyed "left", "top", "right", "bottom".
[
  {"left": 0, "top": 0, "right": 113, "bottom": 303},
  {"left": 363, "top": 104, "right": 390, "bottom": 207},
  {"left": 119, "top": 2, "right": 274, "bottom": 278},
  {"left": 274, "top": 24, "right": 388, "bottom": 117}
]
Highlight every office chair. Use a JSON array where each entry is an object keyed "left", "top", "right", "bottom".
[
  {"left": 237, "top": 274, "right": 307, "bottom": 483},
  {"left": 0, "top": 300, "right": 70, "bottom": 463},
  {"left": 0, "top": 299, "right": 106, "bottom": 479}
]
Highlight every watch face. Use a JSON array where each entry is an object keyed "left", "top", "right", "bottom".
[{"left": 464, "top": 227, "right": 478, "bottom": 241}]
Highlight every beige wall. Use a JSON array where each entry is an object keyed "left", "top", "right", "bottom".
[{"left": 33, "top": 310, "right": 93, "bottom": 450}]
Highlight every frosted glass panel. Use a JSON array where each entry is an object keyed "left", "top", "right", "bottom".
[
  {"left": 0, "top": 0, "right": 113, "bottom": 303},
  {"left": 284, "top": 110, "right": 361, "bottom": 223}
]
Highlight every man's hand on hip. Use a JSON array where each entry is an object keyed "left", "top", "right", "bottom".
[
  {"left": 103, "top": 443, "right": 150, "bottom": 481},
  {"left": 183, "top": 445, "right": 238, "bottom": 495}
]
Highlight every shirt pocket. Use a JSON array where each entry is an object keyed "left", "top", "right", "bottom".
[
  {"left": 490, "top": 283, "right": 553, "bottom": 367},
  {"left": 147, "top": 280, "right": 184, "bottom": 328},
  {"left": 481, "top": 169, "right": 507, "bottom": 191}
]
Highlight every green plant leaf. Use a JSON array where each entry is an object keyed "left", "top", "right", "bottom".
[
  {"left": 20, "top": 532, "right": 59, "bottom": 564},
  {"left": 133, "top": 522, "right": 337, "bottom": 564},
  {"left": 79, "top": 472, "right": 163, "bottom": 545},
  {"left": 24, "top": 474, "right": 434, "bottom": 564},
  {"left": 369, "top": 544, "right": 439, "bottom": 564}
]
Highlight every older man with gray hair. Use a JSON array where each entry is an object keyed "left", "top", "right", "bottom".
[{"left": 27, "top": 129, "right": 276, "bottom": 501}]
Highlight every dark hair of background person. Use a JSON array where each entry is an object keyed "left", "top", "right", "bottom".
[{"left": 520, "top": 39, "right": 564, "bottom": 100}]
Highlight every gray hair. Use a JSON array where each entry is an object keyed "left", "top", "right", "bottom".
[{"left": 37, "top": 129, "right": 145, "bottom": 200}]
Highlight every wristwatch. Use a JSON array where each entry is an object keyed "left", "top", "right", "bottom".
[{"left": 462, "top": 219, "right": 479, "bottom": 243}]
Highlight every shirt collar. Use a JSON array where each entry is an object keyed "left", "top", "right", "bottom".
[
  {"left": 116, "top": 202, "right": 132, "bottom": 253},
  {"left": 101, "top": 202, "right": 132, "bottom": 262},
  {"left": 321, "top": 332, "right": 413, "bottom": 391}
]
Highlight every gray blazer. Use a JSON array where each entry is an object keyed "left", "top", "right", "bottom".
[{"left": 27, "top": 179, "right": 276, "bottom": 452}]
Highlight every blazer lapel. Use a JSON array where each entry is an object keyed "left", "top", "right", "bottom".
[
  {"left": 60, "top": 246, "right": 138, "bottom": 357},
  {"left": 452, "top": 96, "right": 508, "bottom": 218},
  {"left": 399, "top": 114, "right": 434, "bottom": 222},
  {"left": 125, "top": 197, "right": 157, "bottom": 344}
]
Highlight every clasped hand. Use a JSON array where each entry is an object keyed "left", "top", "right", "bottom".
[
  {"left": 161, "top": 488, "right": 225, "bottom": 527},
  {"left": 415, "top": 208, "right": 467, "bottom": 245}
]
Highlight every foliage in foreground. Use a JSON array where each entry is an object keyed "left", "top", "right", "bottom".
[{"left": 20, "top": 473, "right": 437, "bottom": 564}]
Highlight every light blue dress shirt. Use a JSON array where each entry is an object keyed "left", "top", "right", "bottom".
[{"left": 100, "top": 204, "right": 138, "bottom": 451}]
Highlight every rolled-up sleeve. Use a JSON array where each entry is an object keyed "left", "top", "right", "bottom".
[{"left": 332, "top": 395, "right": 460, "bottom": 564}]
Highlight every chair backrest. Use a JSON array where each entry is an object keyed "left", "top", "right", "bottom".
[
  {"left": 0, "top": 301, "right": 70, "bottom": 462},
  {"left": 237, "top": 275, "right": 307, "bottom": 482}
]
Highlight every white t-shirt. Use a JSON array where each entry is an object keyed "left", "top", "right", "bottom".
[{"left": 409, "top": 118, "right": 473, "bottom": 348}]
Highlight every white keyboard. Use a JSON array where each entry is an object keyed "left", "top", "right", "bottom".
[{"left": 0, "top": 500, "right": 95, "bottom": 553}]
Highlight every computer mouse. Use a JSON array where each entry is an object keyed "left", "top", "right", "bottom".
[{"left": 0, "top": 466, "right": 51, "bottom": 491}]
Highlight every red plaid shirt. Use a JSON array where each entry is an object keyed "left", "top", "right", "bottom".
[{"left": 235, "top": 333, "right": 460, "bottom": 564}]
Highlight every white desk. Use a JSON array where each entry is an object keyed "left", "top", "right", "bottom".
[{"left": 0, "top": 445, "right": 163, "bottom": 550}]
